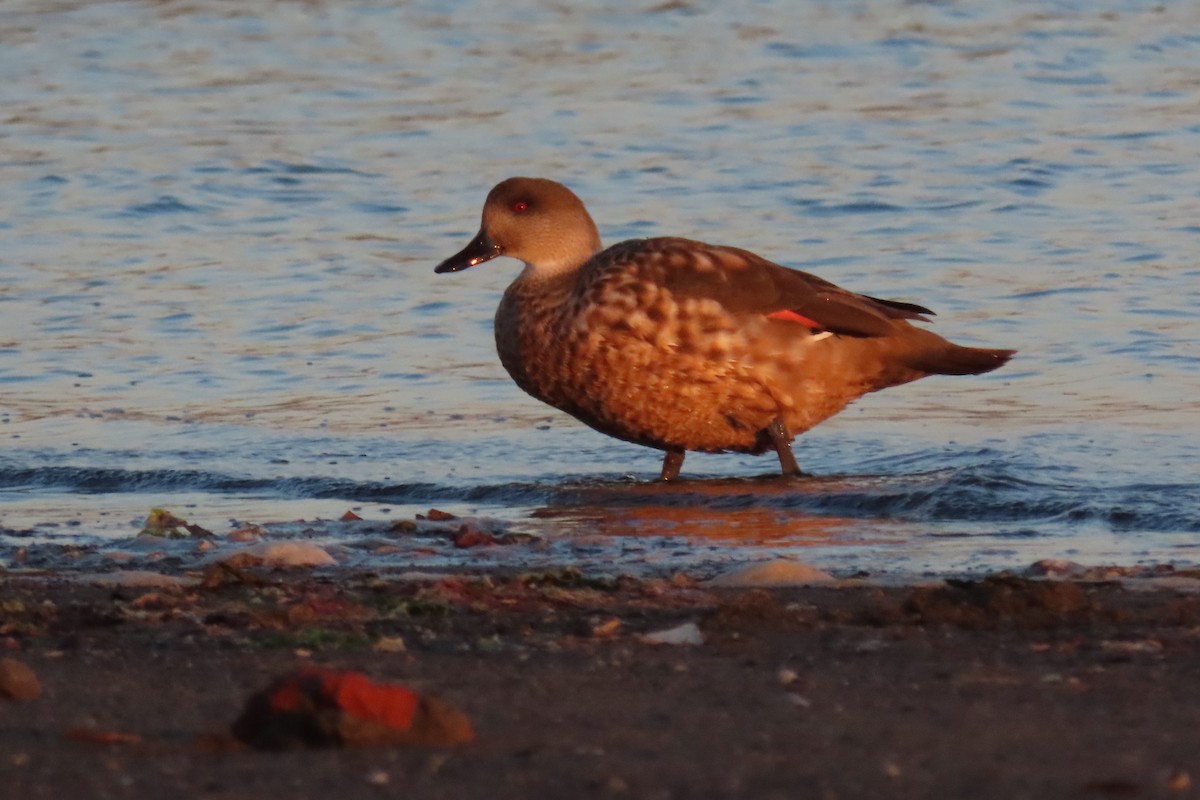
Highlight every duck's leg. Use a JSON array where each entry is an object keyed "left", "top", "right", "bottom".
[
  {"left": 766, "top": 418, "right": 803, "bottom": 477},
  {"left": 660, "top": 449, "right": 685, "bottom": 481}
]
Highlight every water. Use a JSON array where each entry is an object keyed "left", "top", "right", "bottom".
[{"left": 2, "top": 0, "right": 1198, "bottom": 578}]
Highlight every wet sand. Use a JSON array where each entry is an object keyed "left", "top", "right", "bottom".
[{"left": 2, "top": 567, "right": 1197, "bottom": 798}]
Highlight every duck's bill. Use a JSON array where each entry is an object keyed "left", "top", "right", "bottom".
[{"left": 434, "top": 230, "right": 502, "bottom": 273}]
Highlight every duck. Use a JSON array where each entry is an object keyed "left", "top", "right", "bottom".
[{"left": 435, "top": 177, "right": 1014, "bottom": 481}]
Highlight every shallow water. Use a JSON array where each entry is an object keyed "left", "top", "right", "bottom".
[{"left": 2, "top": 0, "right": 1198, "bottom": 578}]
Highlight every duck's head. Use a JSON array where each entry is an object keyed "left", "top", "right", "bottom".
[{"left": 435, "top": 177, "right": 603, "bottom": 278}]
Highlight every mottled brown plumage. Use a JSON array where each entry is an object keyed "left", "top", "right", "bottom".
[{"left": 435, "top": 177, "right": 1015, "bottom": 480}]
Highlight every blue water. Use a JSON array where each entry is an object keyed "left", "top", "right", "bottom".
[{"left": 1, "top": 0, "right": 1198, "bottom": 577}]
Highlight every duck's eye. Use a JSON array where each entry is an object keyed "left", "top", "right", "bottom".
[{"left": 512, "top": 200, "right": 529, "bottom": 214}]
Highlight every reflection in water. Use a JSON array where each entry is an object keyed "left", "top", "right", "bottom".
[{"left": 533, "top": 478, "right": 881, "bottom": 544}]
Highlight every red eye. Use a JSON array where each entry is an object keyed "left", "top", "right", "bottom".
[{"left": 512, "top": 200, "right": 529, "bottom": 214}]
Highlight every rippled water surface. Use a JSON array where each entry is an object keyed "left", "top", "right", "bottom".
[{"left": 2, "top": 0, "right": 1199, "bottom": 577}]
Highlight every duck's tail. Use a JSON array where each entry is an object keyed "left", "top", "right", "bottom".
[{"left": 905, "top": 343, "right": 1016, "bottom": 376}]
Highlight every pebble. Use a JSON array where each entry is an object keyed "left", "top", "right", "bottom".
[
  {"left": 82, "top": 571, "right": 192, "bottom": 589},
  {"left": 239, "top": 542, "right": 337, "bottom": 568},
  {"left": 1167, "top": 770, "right": 1191, "bottom": 792},
  {"left": 373, "top": 636, "right": 407, "bottom": 653},
  {"left": 1024, "top": 559, "right": 1088, "bottom": 578},
  {"left": 639, "top": 622, "right": 703, "bottom": 646},
  {"left": 0, "top": 658, "right": 40, "bottom": 701},
  {"left": 590, "top": 617, "right": 622, "bottom": 638},
  {"left": 706, "top": 560, "right": 834, "bottom": 587}
]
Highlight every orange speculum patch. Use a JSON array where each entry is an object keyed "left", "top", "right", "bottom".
[{"left": 767, "top": 309, "right": 823, "bottom": 330}]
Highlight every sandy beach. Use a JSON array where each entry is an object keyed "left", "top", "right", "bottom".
[{"left": 3, "top": 565, "right": 1197, "bottom": 799}]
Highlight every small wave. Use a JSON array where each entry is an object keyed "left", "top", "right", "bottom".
[
  {"left": 0, "top": 465, "right": 556, "bottom": 506},
  {"left": 248, "top": 160, "right": 371, "bottom": 177},
  {"left": 795, "top": 200, "right": 905, "bottom": 217},
  {"left": 793, "top": 470, "right": 1200, "bottom": 533},
  {"left": 120, "top": 196, "right": 205, "bottom": 216},
  {"left": 2, "top": 464, "right": 1196, "bottom": 534},
  {"left": 548, "top": 468, "right": 1200, "bottom": 534}
]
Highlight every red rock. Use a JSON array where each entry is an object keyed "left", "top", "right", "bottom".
[
  {"left": 232, "top": 667, "right": 473, "bottom": 749},
  {"left": 451, "top": 524, "right": 500, "bottom": 548}
]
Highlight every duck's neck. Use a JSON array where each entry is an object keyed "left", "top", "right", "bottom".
[
  {"left": 517, "top": 221, "right": 603, "bottom": 282},
  {"left": 518, "top": 250, "right": 600, "bottom": 284},
  {"left": 519, "top": 258, "right": 585, "bottom": 282}
]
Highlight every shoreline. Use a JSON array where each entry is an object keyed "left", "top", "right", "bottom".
[{"left": 2, "top": 565, "right": 1197, "bottom": 798}]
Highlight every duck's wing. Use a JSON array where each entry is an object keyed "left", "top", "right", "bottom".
[{"left": 601, "top": 237, "right": 933, "bottom": 339}]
